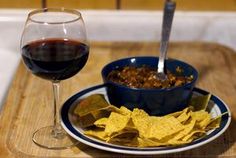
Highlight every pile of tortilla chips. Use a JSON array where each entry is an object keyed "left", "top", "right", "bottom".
[{"left": 74, "top": 94, "right": 222, "bottom": 147}]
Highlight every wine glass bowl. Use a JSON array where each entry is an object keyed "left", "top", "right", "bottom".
[
  {"left": 20, "top": 8, "right": 89, "bottom": 149},
  {"left": 21, "top": 39, "right": 89, "bottom": 81}
]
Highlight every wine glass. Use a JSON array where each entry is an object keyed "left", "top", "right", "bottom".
[{"left": 20, "top": 8, "right": 89, "bottom": 149}]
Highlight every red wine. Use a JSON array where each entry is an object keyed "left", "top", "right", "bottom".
[{"left": 22, "top": 39, "right": 89, "bottom": 81}]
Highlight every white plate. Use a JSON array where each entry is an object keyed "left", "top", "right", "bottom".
[{"left": 61, "top": 84, "right": 231, "bottom": 155}]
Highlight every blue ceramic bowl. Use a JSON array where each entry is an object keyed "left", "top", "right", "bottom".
[{"left": 101, "top": 56, "right": 198, "bottom": 116}]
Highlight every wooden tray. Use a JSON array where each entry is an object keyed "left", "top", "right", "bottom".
[{"left": 0, "top": 42, "right": 236, "bottom": 157}]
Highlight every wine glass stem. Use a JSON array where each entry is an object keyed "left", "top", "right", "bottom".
[{"left": 52, "top": 81, "right": 64, "bottom": 139}]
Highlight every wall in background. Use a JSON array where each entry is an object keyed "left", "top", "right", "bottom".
[
  {"left": 0, "top": 0, "right": 236, "bottom": 11},
  {"left": 47, "top": 0, "right": 117, "bottom": 9},
  {"left": 0, "top": 0, "right": 41, "bottom": 8},
  {"left": 121, "top": 0, "right": 236, "bottom": 11}
]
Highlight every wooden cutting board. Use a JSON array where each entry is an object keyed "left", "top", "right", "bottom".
[{"left": 0, "top": 42, "right": 236, "bottom": 157}]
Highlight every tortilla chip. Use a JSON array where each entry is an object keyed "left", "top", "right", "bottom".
[
  {"left": 94, "top": 118, "right": 108, "bottom": 128},
  {"left": 191, "top": 110, "right": 211, "bottom": 129},
  {"left": 77, "top": 94, "right": 221, "bottom": 148},
  {"left": 74, "top": 94, "right": 110, "bottom": 116},
  {"left": 138, "top": 137, "right": 166, "bottom": 147},
  {"left": 118, "top": 106, "right": 132, "bottom": 116},
  {"left": 74, "top": 94, "right": 113, "bottom": 128},
  {"left": 84, "top": 129, "right": 108, "bottom": 141},
  {"left": 176, "top": 107, "right": 191, "bottom": 123},
  {"left": 206, "top": 115, "right": 221, "bottom": 130},
  {"left": 77, "top": 113, "right": 98, "bottom": 128},
  {"left": 168, "top": 139, "right": 192, "bottom": 145},
  {"left": 105, "top": 112, "right": 130, "bottom": 136},
  {"left": 167, "top": 110, "right": 184, "bottom": 118},
  {"left": 77, "top": 107, "right": 111, "bottom": 128},
  {"left": 147, "top": 116, "right": 184, "bottom": 140},
  {"left": 173, "top": 118, "right": 196, "bottom": 140},
  {"left": 107, "top": 129, "right": 139, "bottom": 146},
  {"left": 131, "top": 108, "right": 150, "bottom": 137},
  {"left": 182, "top": 130, "right": 206, "bottom": 141},
  {"left": 190, "top": 94, "right": 211, "bottom": 111}
]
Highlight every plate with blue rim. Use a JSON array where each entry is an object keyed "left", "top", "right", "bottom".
[{"left": 61, "top": 84, "right": 231, "bottom": 155}]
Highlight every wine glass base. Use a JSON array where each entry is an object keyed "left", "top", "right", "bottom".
[{"left": 32, "top": 125, "right": 78, "bottom": 150}]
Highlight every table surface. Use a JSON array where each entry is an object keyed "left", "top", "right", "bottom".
[{"left": 0, "top": 42, "right": 236, "bottom": 158}]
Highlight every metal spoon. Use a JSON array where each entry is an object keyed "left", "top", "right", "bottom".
[{"left": 157, "top": 0, "right": 176, "bottom": 80}]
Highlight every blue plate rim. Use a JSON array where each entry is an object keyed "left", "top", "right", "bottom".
[{"left": 61, "top": 84, "right": 231, "bottom": 155}]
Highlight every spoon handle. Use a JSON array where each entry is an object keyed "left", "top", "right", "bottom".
[{"left": 158, "top": 0, "right": 176, "bottom": 74}]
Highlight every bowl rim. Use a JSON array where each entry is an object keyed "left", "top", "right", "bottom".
[{"left": 101, "top": 56, "right": 198, "bottom": 92}]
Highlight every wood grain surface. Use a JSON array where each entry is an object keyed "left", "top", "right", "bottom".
[{"left": 0, "top": 42, "right": 236, "bottom": 157}]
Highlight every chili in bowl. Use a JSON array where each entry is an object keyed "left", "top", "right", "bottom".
[{"left": 101, "top": 56, "right": 198, "bottom": 116}]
